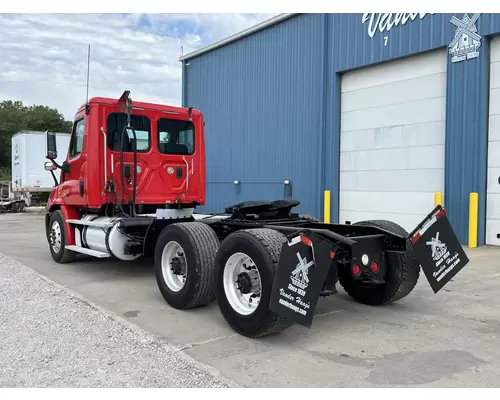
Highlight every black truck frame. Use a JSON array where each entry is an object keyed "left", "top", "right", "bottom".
[
  {"left": 124, "top": 199, "right": 469, "bottom": 338},
  {"left": 46, "top": 196, "right": 469, "bottom": 338}
]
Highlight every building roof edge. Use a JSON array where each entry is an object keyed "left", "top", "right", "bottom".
[{"left": 179, "top": 13, "right": 299, "bottom": 62}]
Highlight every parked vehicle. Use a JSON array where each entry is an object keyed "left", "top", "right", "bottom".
[
  {"left": 42, "top": 91, "right": 470, "bottom": 338},
  {"left": 0, "top": 180, "right": 25, "bottom": 213},
  {"left": 1, "top": 131, "right": 71, "bottom": 212}
]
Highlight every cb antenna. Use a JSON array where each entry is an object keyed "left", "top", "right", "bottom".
[{"left": 85, "top": 44, "right": 91, "bottom": 115}]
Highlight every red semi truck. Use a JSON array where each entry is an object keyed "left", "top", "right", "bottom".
[{"left": 43, "top": 90, "right": 470, "bottom": 338}]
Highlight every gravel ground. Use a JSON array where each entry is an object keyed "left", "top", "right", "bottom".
[{"left": 0, "top": 252, "right": 237, "bottom": 388}]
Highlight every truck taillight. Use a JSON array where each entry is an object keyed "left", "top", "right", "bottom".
[
  {"left": 370, "top": 261, "right": 379, "bottom": 273},
  {"left": 352, "top": 264, "right": 361, "bottom": 276}
]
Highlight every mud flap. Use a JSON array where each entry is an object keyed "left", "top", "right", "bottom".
[
  {"left": 409, "top": 206, "right": 470, "bottom": 294},
  {"left": 269, "top": 231, "right": 335, "bottom": 328}
]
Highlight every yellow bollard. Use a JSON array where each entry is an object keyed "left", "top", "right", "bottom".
[
  {"left": 468, "top": 192, "right": 479, "bottom": 248},
  {"left": 434, "top": 192, "right": 443, "bottom": 207},
  {"left": 324, "top": 190, "right": 331, "bottom": 224}
]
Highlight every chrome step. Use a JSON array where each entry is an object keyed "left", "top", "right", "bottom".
[
  {"left": 65, "top": 245, "right": 110, "bottom": 258},
  {"left": 65, "top": 219, "right": 114, "bottom": 228}
]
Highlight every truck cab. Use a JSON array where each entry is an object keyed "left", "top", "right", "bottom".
[{"left": 45, "top": 91, "right": 207, "bottom": 216}]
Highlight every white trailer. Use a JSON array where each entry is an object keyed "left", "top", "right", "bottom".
[{"left": 5, "top": 131, "right": 71, "bottom": 210}]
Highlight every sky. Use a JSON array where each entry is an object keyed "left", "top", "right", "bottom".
[{"left": 0, "top": 13, "right": 278, "bottom": 120}]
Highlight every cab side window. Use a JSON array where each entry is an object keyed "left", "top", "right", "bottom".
[
  {"left": 69, "top": 119, "right": 85, "bottom": 159},
  {"left": 106, "top": 113, "right": 151, "bottom": 153},
  {"left": 157, "top": 118, "right": 195, "bottom": 155}
]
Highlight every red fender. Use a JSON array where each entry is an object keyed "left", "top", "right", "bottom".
[
  {"left": 61, "top": 205, "right": 79, "bottom": 246},
  {"left": 46, "top": 187, "right": 79, "bottom": 247},
  {"left": 58, "top": 205, "right": 79, "bottom": 246}
]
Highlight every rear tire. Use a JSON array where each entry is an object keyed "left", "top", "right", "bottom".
[
  {"left": 154, "top": 222, "right": 220, "bottom": 309},
  {"left": 47, "top": 210, "right": 77, "bottom": 263},
  {"left": 339, "top": 219, "right": 420, "bottom": 306},
  {"left": 214, "top": 228, "right": 294, "bottom": 338}
]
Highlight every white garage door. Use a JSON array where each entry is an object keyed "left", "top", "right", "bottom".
[
  {"left": 486, "top": 36, "right": 500, "bottom": 246},
  {"left": 339, "top": 49, "right": 447, "bottom": 233}
]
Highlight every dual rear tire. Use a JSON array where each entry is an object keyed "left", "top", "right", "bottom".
[
  {"left": 339, "top": 220, "right": 421, "bottom": 306},
  {"left": 155, "top": 219, "right": 420, "bottom": 337},
  {"left": 154, "top": 224, "right": 294, "bottom": 337},
  {"left": 154, "top": 222, "right": 219, "bottom": 309},
  {"left": 11, "top": 201, "right": 25, "bottom": 213},
  {"left": 214, "top": 229, "right": 294, "bottom": 338}
]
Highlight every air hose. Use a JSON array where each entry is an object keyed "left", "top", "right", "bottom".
[{"left": 119, "top": 98, "right": 138, "bottom": 217}]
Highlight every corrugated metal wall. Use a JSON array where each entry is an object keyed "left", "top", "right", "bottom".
[
  {"left": 183, "top": 13, "right": 500, "bottom": 244},
  {"left": 322, "top": 13, "right": 500, "bottom": 244},
  {"left": 184, "top": 14, "right": 325, "bottom": 216}
]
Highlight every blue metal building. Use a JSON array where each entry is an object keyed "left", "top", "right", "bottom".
[{"left": 180, "top": 13, "right": 500, "bottom": 247}]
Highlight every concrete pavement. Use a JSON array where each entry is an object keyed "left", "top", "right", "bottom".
[{"left": 1, "top": 211, "right": 500, "bottom": 387}]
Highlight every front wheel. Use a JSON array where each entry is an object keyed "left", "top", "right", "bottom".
[
  {"left": 214, "top": 228, "right": 294, "bottom": 338},
  {"left": 47, "top": 210, "right": 76, "bottom": 263},
  {"left": 339, "top": 219, "right": 420, "bottom": 306}
]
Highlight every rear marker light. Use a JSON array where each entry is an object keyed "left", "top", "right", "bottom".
[
  {"left": 436, "top": 209, "right": 446, "bottom": 220},
  {"left": 370, "top": 261, "right": 379, "bottom": 273},
  {"left": 300, "top": 235, "right": 312, "bottom": 247},
  {"left": 352, "top": 264, "right": 361, "bottom": 276}
]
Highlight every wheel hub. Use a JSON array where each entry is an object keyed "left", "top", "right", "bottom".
[
  {"left": 170, "top": 253, "right": 185, "bottom": 275},
  {"left": 236, "top": 272, "right": 252, "bottom": 294},
  {"left": 223, "top": 252, "right": 262, "bottom": 316},
  {"left": 161, "top": 242, "right": 187, "bottom": 292}
]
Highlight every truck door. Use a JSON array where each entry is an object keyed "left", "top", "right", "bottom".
[{"left": 60, "top": 116, "right": 88, "bottom": 206}]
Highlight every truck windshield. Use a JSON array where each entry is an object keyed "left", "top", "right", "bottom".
[
  {"left": 107, "top": 112, "right": 151, "bottom": 152},
  {"left": 157, "top": 118, "right": 194, "bottom": 155}
]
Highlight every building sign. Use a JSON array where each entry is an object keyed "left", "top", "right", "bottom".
[
  {"left": 362, "top": 13, "right": 434, "bottom": 44},
  {"left": 449, "top": 13, "right": 482, "bottom": 63}
]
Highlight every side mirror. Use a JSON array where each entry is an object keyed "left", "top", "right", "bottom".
[
  {"left": 44, "top": 161, "right": 57, "bottom": 171},
  {"left": 46, "top": 131, "right": 58, "bottom": 160}
]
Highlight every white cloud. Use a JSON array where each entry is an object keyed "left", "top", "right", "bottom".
[{"left": 0, "top": 13, "right": 277, "bottom": 120}]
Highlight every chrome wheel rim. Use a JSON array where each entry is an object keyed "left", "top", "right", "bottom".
[
  {"left": 223, "top": 252, "right": 261, "bottom": 316},
  {"left": 161, "top": 241, "right": 187, "bottom": 292},
  {"left": 50, "top": 221, "right": 62, "bottom": 253}
]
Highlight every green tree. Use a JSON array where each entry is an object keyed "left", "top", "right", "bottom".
[{"left": 0, "top": 100, "right": 72, "bottom": 178}]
